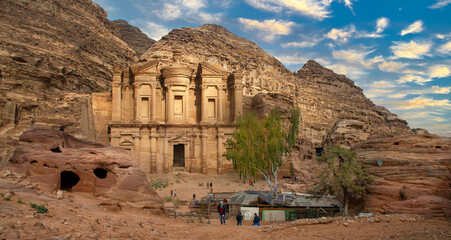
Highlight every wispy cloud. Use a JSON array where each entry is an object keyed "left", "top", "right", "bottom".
[
  {"left": 429, "top": 0, "right": 451, "bottom": 9},
  {"left": 437, "top": 41, "right": 451, "bottom": 55},
  {"left": 390, "top": 40, "right": 432, "bottom": 59},
  {"left": 376, "top": 17, "right": 389, "bottom": 33},
  {"left": 378, "top": 61, "right": 407, "bottom": 72},
  {"left": 325, "top": 63, "right": 367, "bottom": 79},
  {"left": 238, "top": 18, "right": 295, "bottom": 42},
  {"left": 275, "top": 52, "right": 309, "bottom": 65},
  {"left": 325, "top": 25, "right": 356, "bottom": 43},
  {"left": 394, "top": 97, "right": 451, "bottom": 109},
  {"left": 243, "top": 0, "right": 353, "bottom": 20},
  {"left": 139, "top": 21, "right": 170, "bottom": 40},
  {"left": 397, "top": 74, "right": 431, "bottom": 85},
  {"left": 332, "top": 49, "right": 383, "bottom": 69},
  {"left": 401, "top": 20, "right": 424, "bottom": 36},
  {"left": 281, "top": 35, "right": 323, "bottom": 48},
  {"left": 430, "top": 65, "right": 451, "bottom": 78}
]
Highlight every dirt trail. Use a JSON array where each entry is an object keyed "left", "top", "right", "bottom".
[{"left": 0, "top": 171, "right": 450, "bottom": 239}]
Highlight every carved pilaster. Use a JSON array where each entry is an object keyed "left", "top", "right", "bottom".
[{"left": 217, "top": 131, "right": 224, "bottom": 174}]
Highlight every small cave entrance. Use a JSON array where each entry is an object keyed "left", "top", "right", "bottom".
[
  {"left": 315, "top": 147, "right": 324, "bottom": 157},
  {"left": 60, "top": 171, "right": 80, "bottom": 191},
  {"left": 94, "top": 168, "right": 108, "bottom": 179},
  {"left": 51, "top": 146, "right": 62, "bottom": 153}
]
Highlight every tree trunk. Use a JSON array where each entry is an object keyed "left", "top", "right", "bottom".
[{"left": 343, "top": 187, "right": 349, "bottom": 217}]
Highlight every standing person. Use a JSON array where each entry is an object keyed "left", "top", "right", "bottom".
[
  {"left": 210, "top": 185, "right": 213, "bottom": 193},
  {"left": 193, "top": 193, "right": 196, "bottom": 202},
  {"left": 170, "top": 190, "right": 173, "bottom": 197},
  {"left": 174, "top": 190, "right": 177, "bottom": 197},
  {"left": 206, "top": 182, "right": 209, "bottom": 189},
  {"left": 217, "top": 201, "right": 226, "bottom": 225},
  {"left": 236, "top": 212, "right": 243, "bottom": 226},
  {"left": 252, "top": 213, "right": 260, "bottom": 226}
]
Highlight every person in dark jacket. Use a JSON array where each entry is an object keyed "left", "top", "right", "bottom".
[
  {"left": 217, "top": 201, "right": 226, "bottom": 225},
  {"left": 252, "top": 213, "right": 260, "bottom": 226},
  {"left": 236, "top": 212, "right": 243, "bottom": 226}
]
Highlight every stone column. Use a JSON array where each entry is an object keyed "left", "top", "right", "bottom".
[
  {"left": 234, "top": 85, "right": 243, "bottom": 121},
  {"left": 133, "top": 83, "right": 140, "bottom": 121},
  {"left": 163, "top": 133, "right": 169, "bottom": 173},
  {"left": 133, "top": 133, "right": 141, "bottom": 164},
  {"left": 201, "top": 128, "right": 208, "bottom": 174},
  {"left": 185, "top": 85, "right": 189, "bottom": 122},
  {"left": 112, "top": 83, "right": 122, "bottom": 122},
  {"left": 189, "top": 133, "right": 197, "bottom": 173},
  {"left": 139, "top": 128, "right": 151, "bottom": 174},
  {"left": 167, "top": 86, "right": 174, "bottom": 122},
  {"left": 217, "top": 85, "right": 223, "bottom": 122},
  {"left": 151, "top": 84, "right": 156, "bottom": 121},
  {"left": 150, "top": 128, "right": 158, "bottom": 173},
  {"left": 201, "top": 84, "right": 207, "bottom": 122},
  {"left": 217, "top": 131, "right": 224, "bottom": 174}
]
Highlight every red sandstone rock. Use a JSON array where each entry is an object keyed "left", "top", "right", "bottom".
[{"left": 10, "top": 127, "right": 164, "bottom": 214}]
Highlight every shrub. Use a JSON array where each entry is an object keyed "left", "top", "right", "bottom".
[
  {"left": 30, "top": 203, "right": 48, "bottom": 214},
  {"left": 149, "top": 177, "right": 169, "bottom": 190}
]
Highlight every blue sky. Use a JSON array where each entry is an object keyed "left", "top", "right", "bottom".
[{"left": 93, "top": 0, "right": 451, "bottom": 137}]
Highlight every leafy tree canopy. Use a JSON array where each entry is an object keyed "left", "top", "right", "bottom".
[
  {"left": 312, "top": 146, "right": 372, "bottom": 216},
  {"left": 225, "top": 109, "right": 300, "bottom": 194}
]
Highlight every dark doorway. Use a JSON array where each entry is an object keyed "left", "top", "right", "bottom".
[
  {"left": 315, "top": 147, "right": 324, "bottom": 157},
  {"left": 173, "top": 144, "right": 185, "bottom": 167},
  {"left": 60, "top": 171, "right": 80, "bottom": 191}
]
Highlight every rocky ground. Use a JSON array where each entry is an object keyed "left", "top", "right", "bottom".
[{"left": 1, "top": 170, "right": 449, "bottom": 240}]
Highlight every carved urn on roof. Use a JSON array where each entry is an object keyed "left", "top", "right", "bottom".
[{"left": 160, "top": 47, "right": 194, "bottom": 85}]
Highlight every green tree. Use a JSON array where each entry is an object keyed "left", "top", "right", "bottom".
[
  {"left": 312, "top": 146, "right": 372, "bottom": 216},
  {"left": 225, "top": 109, "right": 300, "bottom": 195}
]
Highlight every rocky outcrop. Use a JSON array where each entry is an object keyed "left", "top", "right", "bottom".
[
  {"left": 355, "top": 134, "right": 451, "bottom": 220},
  {"left": 9, "top": 127, "right": 165, "bottom": 213},
  {"left": 296, "top": 60, "right": 412, "bottom": 147},
  {"left": 141, "top": 24, "right": 297, "bottom": 97},
  {"left": 112, "top": 20, "right": 155, "bottom": 56},
  {"left": 0, "top": 0, "right": 138, "bottom": 138}
]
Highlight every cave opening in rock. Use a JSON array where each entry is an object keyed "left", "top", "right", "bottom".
[
  {"left": 51, "top": 146, "right": 62, "bottom": 153},
  {"left": 94, "top": 168, "right": 108, "bottom": 179},
  {"left": 315, "top": 147, "right": 324, "bottom": 157},
  {"left": 60, "top": 171, "right": 80, "bottom": 191}
]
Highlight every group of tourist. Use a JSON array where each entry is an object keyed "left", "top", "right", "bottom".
[{"left": 217, "top": 201, "right": 260, "bottom": 226}]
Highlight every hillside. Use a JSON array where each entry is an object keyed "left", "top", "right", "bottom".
[
  {"left": 112, "top": 19, "right": 155, "bottom": 56},
  {"left": 0, "top": 0, "right": 138, "bottom": 137}
]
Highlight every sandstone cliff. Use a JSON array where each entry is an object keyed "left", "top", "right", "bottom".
[
  {"left": 0, "top": 0, "right": 138, "bottom": 138},
  {"left": 296, "top": 60, "right": 412, "bottom": 147},
  {"left": 112, "top": 20, "right": 155, "bottom": 56},
  {"left": 355, "top": 134, "right": 451, "bottom": 220}
]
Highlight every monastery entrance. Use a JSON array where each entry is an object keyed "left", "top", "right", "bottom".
[{"left": 173, "top": 144, "right": 185, "bottom": 168}]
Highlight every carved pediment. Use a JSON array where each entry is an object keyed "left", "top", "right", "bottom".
[
  {"left": 119, "top": 139, "right": 134, "bottom": 146},
  {"left": 168, "top": 134, "right": 191, "bottom": 143},
  {"left": 199, "top": 62, "right": 225, "bottom": 76},
  {"left": 131, "top": 60, "right": 159, "bottom": 76}
]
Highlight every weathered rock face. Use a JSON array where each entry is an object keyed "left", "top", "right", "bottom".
[
  {"left": 141, "top": 24, "right": 297, "bottom": 97},
  {"left": 0, "top": 0, "right": 138, "bottom": 138},
  {"left": 355, "top": 134, "right": 451, "bottom": 220},
  {"left": 296, "top": 60, "right": 412, "bottom": 147},
  {"left": 112, "top": 20, "right": 155, "bottom": 56},
  {"left": 10, "top": 127, "right": 165, "bottom": 213}
]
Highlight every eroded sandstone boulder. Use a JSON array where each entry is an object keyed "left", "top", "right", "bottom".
[
  {"left": 9, "top": 127, "right": 164, "bottom": 214},
  {"left": 355, "top": 134, "right": 451, "bottom": 220}
]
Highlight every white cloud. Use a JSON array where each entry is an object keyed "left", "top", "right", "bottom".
[
  {"left": 141, "top": 22, "right": 170, "bottom": 40},
  {"left": 397, "top": 74, "right": 432, "bottom": 85},
  {"left": 198, "top": 12, "right": 223, "bottom": 23},
  {"left": 281, "top": 41, "right": 318, "bottom": 48},
  {"left": 376, "top": 17, "right": 389, "bottom": 33},
  {"left": 394, "top": 97, "right": 451, "bottom": 109},
  {"left": 275, "top": 52, "right": 309, "bottom": 65},
  {"left": 429, "top": 86, "right": 451, "bottom": 94},
  {"left": 155, "top": 3, "right": 182, "bottom": 21},
  {"left": 182, "top": 0, "right": 207, "bottom": 9},
  {"left": 390, "top": 40, "right": 432, "bottom": 59},
  {"left": 370, "top": 80, "right": 396, "bottom": 89},
  {"left": 401, "top": 20, "right": 424, "bottom": 36},
  {"left": 238, "top": 18, "right": 295, "bottom": 42},
  {"left": 325, "top": 63, "right": 367, "bottom": 79},
  {"left": 430, "top": 65, "right": 451, "bottom": 78},
  {"left": 429, "top": 0, "right": 451, "bottom": 9},
  {"left": 437, "top": 41, "right": 451, "bottom": 55},
  {"left": 243, "top": 0, "right": 354, "bottom": 20},
  {"left": 325, "top": 25, "right": 356, "bottom": 43},
  {"left": 378, "top": 61, "right": 407, "bottom": 72}
]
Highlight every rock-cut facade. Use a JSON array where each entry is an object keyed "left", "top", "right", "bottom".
[{"left": 109, "top": 48, "right": 243, "bottom": 174}]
